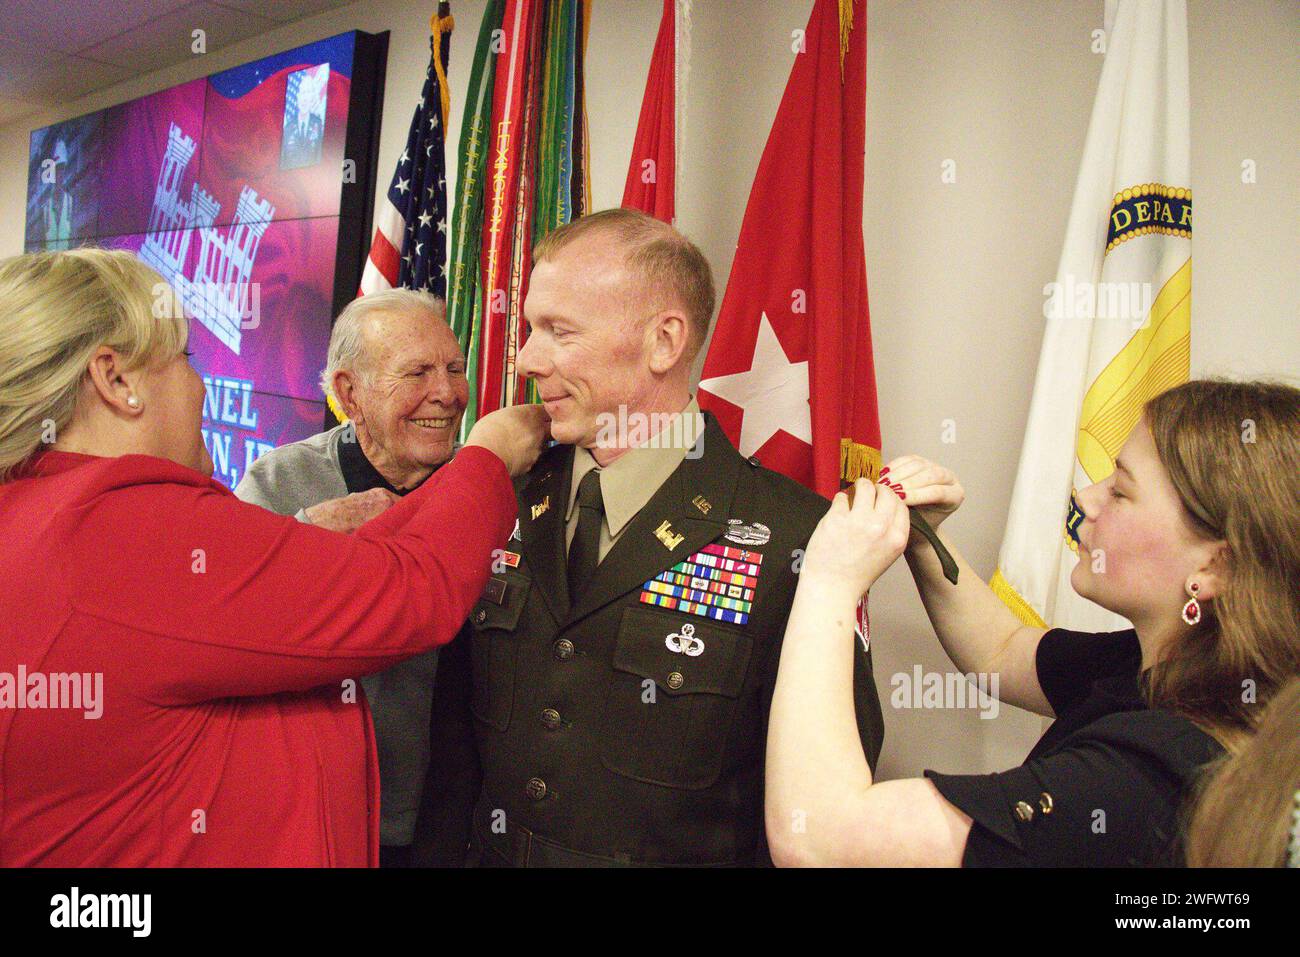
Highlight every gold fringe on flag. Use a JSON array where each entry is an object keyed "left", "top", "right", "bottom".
[
  {"left": 838, "top": 0, "right": 854, "bottom": 80},
  {"left": 840, "top": 437, "right": 882, "bottom": 483},
  {"left": 989, "top": 569, "right": 1049, "bottom": 628}
]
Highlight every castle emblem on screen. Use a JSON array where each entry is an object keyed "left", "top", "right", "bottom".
[{"left": 139, "top": 123, "right": 275, "bottom": 355}]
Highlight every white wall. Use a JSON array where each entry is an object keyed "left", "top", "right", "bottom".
[{"left": 1, "top": 0, "right": 1296, "bottom": 780}]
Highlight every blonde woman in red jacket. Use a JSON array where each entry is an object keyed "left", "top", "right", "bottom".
[{"left": 0, "top": 248, "right": 548, "bottom": 866}]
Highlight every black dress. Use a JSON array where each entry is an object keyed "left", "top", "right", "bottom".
[{"left": 924, "top": 628, "right": 1224, "bottom": 867}]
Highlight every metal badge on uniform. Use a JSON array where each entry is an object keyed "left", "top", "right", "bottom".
[
  {"left": 531, "top": 495, "right": 550, "bottom": 520},
  {"left": 665, "top": 622, "right": 705, "bottom": 656},
  {"left": 691, "top": 495, "right": 712, "bottom": 515},
  {"left": 725, "top": 519, "right": 770, "bottom": 546},
  {"left": 654, "top": 520, "right": 685, "bottom": 550},
  {"left": 509, "top": 519, "right": 522, "bottom": 542},
  {"left": 483, "top": 576, "right": 508, "bottom": 606},
  {"left": 638, "top": 542, "right": 762, "bottom": 625},
  {"left": 500, "top": 550, "right": 521, "bottom": 568}
]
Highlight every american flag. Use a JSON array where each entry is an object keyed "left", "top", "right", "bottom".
[{"left": 359, "top": 6, "right": 453, "bottom": 296}]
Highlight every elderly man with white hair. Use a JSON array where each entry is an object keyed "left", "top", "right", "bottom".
[{"left": 236, "top": 288, "right": 474, "bottom": 867}]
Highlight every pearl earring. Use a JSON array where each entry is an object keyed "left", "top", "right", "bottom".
[
  {"left": 1181, "top": 581, "right": 1202, "bottom": 626},
  {"left": 126, "top": 396, "right": 140, "bottom": 409}
]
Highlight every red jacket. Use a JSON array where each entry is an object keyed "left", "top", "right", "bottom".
[{"left": 0, "top": 445, "right": 514, "bottom": 866}]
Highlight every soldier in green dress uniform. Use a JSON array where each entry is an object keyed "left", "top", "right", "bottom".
[{"left": 430, "top": 208, "right": 883, "bottom": 866}]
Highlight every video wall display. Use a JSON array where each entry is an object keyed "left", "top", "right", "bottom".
[{"left": 25, "top": 31, "right": 388, "bottom": 488}]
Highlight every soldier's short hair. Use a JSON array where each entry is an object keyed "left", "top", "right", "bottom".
[{"left": 533, "top": 208, "right": 715, "bottom": 361}]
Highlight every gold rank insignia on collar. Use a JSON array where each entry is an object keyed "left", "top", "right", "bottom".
[
  {"left": 654, "top": 520, "right": 685, "bottom": 550},
  {"left": 531, "top": 495, "right": 550, "bottom": 520},
  {"left": 691, "top": 494, "right": 711, "bottom": 515}
]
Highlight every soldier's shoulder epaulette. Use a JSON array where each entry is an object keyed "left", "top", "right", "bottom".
[
  {"left": 736, "top": 456, "right": 832, "bottom": 528},
  {"left": 515, "top": 441, "right": 570, "bottom": 489},
  {"left": 539, "top": 440, "right": 571, "bottom": 467}
]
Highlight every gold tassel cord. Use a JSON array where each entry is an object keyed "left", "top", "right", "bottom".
[{"left": 431, "top": 6, "right": 455, "bottom": 130}]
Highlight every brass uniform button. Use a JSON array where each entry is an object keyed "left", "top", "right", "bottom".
[
  {"left": 1038, "top": 791, "right": 1054, "bottom": 815},
  {"left": 474, "top": 609, "right": 487, "bottom": 624},
  {"left": 525, "top": 777, "right": 547, "bottom": 801},
  {"left": 541, "top": 708, "right": 562, "bottom": 731},
  {"left": 666, "top": 672, "right": 684, "bottom": 690},
  {"left": 553, "top": 638, "right": 574, "bottom": 660},
  {"left": 1014, "top": 801, "right": 1034, "bottom": 822}
]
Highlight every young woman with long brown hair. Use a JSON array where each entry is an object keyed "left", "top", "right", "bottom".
[{"left": 766, "top": 378, "right": 1299, "bottom": 866}]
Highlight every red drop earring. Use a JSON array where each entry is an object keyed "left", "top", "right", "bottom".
[{"left": 1181, "top": 581, "right": 1202, "bottom": 625}]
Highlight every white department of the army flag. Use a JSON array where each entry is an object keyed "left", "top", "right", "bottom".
[{"left": 992, "top": 0, "right": 1192, "bottom": 632}]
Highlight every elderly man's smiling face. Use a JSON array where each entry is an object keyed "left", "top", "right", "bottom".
[{"left": 347, "top": 308, "right": 468, "bottom": 481}]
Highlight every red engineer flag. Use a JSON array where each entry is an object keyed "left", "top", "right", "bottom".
[
  {"left": 622, "top": 0, "right": 676, "bottom": 223},
  {"left": 698, "top": 0, "right": 879, "bottom": 499}
]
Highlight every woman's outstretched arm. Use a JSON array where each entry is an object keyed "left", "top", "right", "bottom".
[
  {"left": 886, "top": 455, "right": 1051, "bottom": 716},
  {"left": 766, "top": 479, "right": 973, "bottom": 866}
]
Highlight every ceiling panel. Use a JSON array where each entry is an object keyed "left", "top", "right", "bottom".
[
  {"left": 0, "top": 0, "right": 194, "bottom": 55},
  {"left": 0, "top": 0, "right": 359, "bottom": 129},
  {"left": 0, "top": 37, "right": 136, "bottom": 101},
  {"left": 77, "top": 1, "right": 281, "bottom": 69},
  {"left": 211, "top": 0, "right": 351, "bottom": 23}
]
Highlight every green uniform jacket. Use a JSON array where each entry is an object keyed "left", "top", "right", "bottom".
[{"left": 434, "top": 412, "right": 884, "bottom": 866}]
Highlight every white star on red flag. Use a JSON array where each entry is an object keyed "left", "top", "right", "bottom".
[{"left": 698, "top": 311, "right": 811, "bottom": 457}]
